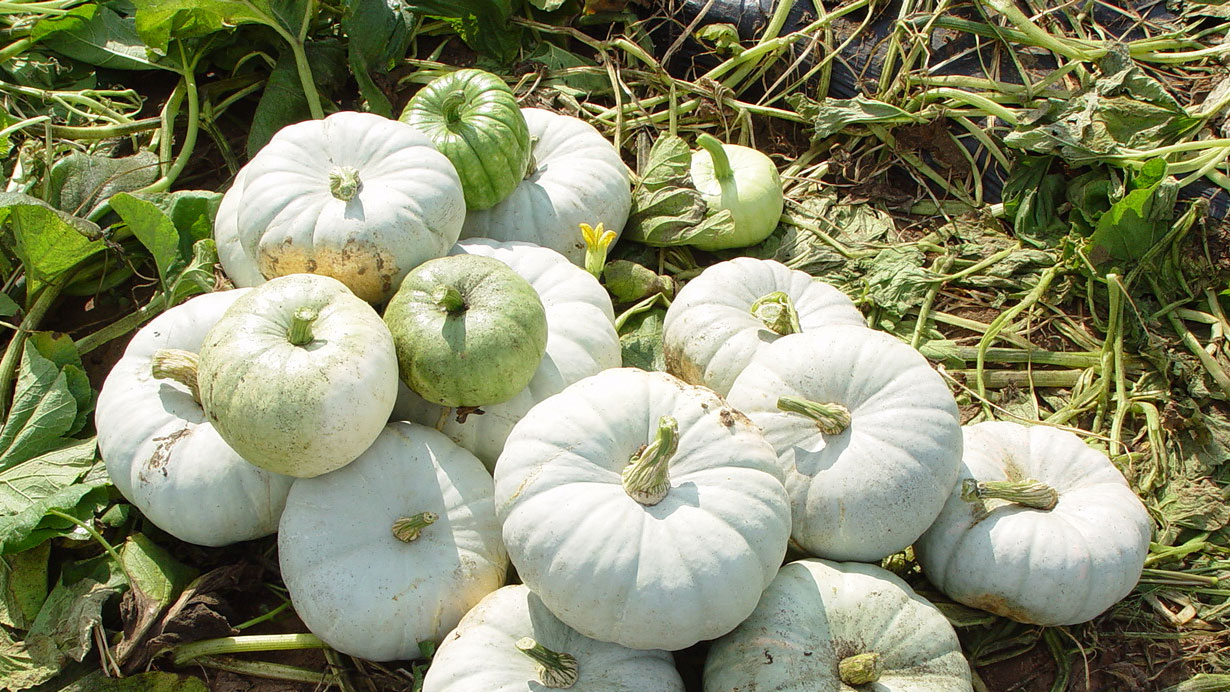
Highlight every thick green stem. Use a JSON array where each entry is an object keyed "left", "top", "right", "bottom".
[
  {"left": 173, "top": 634, "right": 327, "bottom": 666},
  {"left": 777, "top": 396, "right": 851, "bottom": 435},
  {"left": 433, "top": 285, "right": 466, "bottom": 314},
  {"left": 962, "top": 478, "right": 1059, "bottom": 511},
  {"left": 183, "top": 656, "right": 340, "bottom": 685},
  {"left": 750, "top": 291, "right": 801, "bottom": 335},
  {"left": 516, "top": 637, "right": 578, "bottom": 689},
  {"left": 392, "top": 511, "right": 438, "bottom": 542},
  {"left": 138, "top": 44, "right": 201, "bottom": 195},
  {"left": 695, "top": 133, "right": 734, "bottom": 181},
  {"left": 328, "top": 166, "right": 361, "bottom": 201},
  {"left": 622, "top": 416, "right": 678, "bottom": 506},
  {"left": 151, "top": 349, "right": 201, "bottom": 403},
  {"left": 441, "top": 89, "right": 468, "bottom": 126},
  {"left": 839, "top": 652, "right": 883, "bottom": 685},
  {"left": 288, "top": 308, "right": 318, "bottom": 346}
]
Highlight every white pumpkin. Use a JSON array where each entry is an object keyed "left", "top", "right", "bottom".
[
  {"left": 423, "top": 585, "right": 684, "bottom": 692},
  {"left": 704, "top": 559, "right": 973, "bottom": 692},
  {"left": 726, "top": 327, "right": 963, "bottom": 562},
  {"left": 213, "top": 166, "right": 263, "bottom": 288},
  {"left": 198, "top": 274, "right": 398, "bottom": 478},
  {"left": 915, "top": 421, "right": 1152, "bottom": 626},
  {"left": 96, "top": 290, "right": 293, "bottom": 546},
  {"left": 460, "top": 108, "right": 631, "bottom": 266},
  {"left": 494, "top": 368, "right": 791, "bottom": 651},
  {"left": 662, "top": 257, "right": 865, "bottom": 396},
  {"left": 278, "top": 422, "right": 508, "bottom": 661},
  {"left": 391, "top": 239, "right": 620, "bottom": 470},
  {"left": 218, "top": 111, "right": 465, "bottom": 303}
]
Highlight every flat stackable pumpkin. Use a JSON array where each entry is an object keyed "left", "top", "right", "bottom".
[
  {"left": 96, "top": 290, "right": 293, "bottom": 546},
  {"left": 915, "top": 421, "right": 1152, "bottom": 626},
  {"left": 422, "top": 585, "right": 684, "bottom": 692},
  {"left": 662, "top": 257, "right": 865, "bottom": 396},
  {"left": 703, "top": 559, "right": 973, "bottom": 692},
  {"left": 460, "top": 108, "right": 631, "bottom": 266},
  {"left": 390, "top": 239, "right": 620, "bottom": 470},
  {"left": 278, "top": 422, "right": 508, "bottom": 661},
  {"left": 216, "top": 110, "right": 465, "bottom": 303},
  {"left": 384, "top": 253, "right": 548, "bottom": 408},
  {"left": 197, "top": 274, "right": 398, "bottom": 478},
  {"left": 726, "top": 327, "right": 963, "bottom": 562},
  {"left": 400, "top": 69, "right": 531, "bottom": 210},
  {"left": 493, "top": 368, "right": 791, "bottom": 651}
]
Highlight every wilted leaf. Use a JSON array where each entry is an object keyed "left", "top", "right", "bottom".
[
  {"left": 787, "top": 94, "right": 920, "bottom": 143},
  {"left": 25, "top": 555, "right": 126, "bottom": 675},
  {"left": 47, "top": 150, "right": 161, "bottom": 218},
  {"left": 61, "top": 671, "right": 210, "bottom": 692},
  {"left": 617, "top": 297, "right": 667, "bottom": 371},
  {"left": 857, "top": 246, "right": 934, "bottom": 317},
  {"left": 0, "top": 626, "right": 58, "bottom": 692}
]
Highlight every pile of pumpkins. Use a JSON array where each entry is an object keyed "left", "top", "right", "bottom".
[{"left": 94, "top": 68, "right": 1154, "bottom": 691}]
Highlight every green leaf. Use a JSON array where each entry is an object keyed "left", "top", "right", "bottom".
[
  {"left": 787, "top": 94, "right": 920, "bottom": 143},
  {"left": 404, "top": 0, "right": 518, "bottom": 61},
  {"left": 133, "top": 190, "right": 223, "bottom": 258},
  {"left": 167, "top": 238, "right": 219, "bottom": 305},
  {"left": 0, "top": 543, "right": 50, "bottom": 629},
  {"left": 27, "top": 332, "right": 93, "bottom": 435},
  {"left": 111, "top": 193, "right": 181, "bottom": 291},
  {"left": 1087, "top": 159, "right": 1178, "bottom": 268},
  {"left": 130, "top": 0, "right": 304, "bottom": 55},
  {"left": 1001, "top": 156, "right": 1068, "bottom": 247},
  {"left": 0, "top": 293, "right": 19, "bottom": 318},
  {"left": 0, "top": 108, "right": 16, "bottom": 159},
  {"left": 523, "top": 42, "right": 609, "bottom": 96},
  {"left": 120, "top": 534, "right": 196, "bottom": 608},
  {"left": 528, "top": 0, "right": 566, "bottom": 9},
  {"left": 0, "top": 627, "right": 59, "bottom": 692},
  {"left": 0, "top": 203, "right": 104, "bottom": 292},
  {"left": 694, "top": 23, "right": 742, "bottom": 55},
  {"left": 343, "top": 0, "right": 411, "bottom": 116},
  {"left": 32, "top": 5, "right": 161, "bottom": 71},
  {"left": 246, "top": 40, "right": 347, "bottom": 156},
  {"left": 46, "top": 150, "right": 161, "bottom": 218},
  {"left": 0, "top": 442, "right": 107, "bottom": 555},
  {"left": 617, "top": 300, "right": 666, "bottom": 371},
  {"left": 25, "top": 555, "right": 126, "bottom": 675},
  {"left": 58, "top": 671, "right": 210, "bottom": 692},
  {"left": 857, "top": 246, "right": 934, "bottom": 318},
  {"left": 0, "top": 342, "right": 79, "bottom": 471}
]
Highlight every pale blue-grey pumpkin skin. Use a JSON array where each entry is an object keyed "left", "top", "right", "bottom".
[
  {"left": 400, "top": 69, "right": 531, "bottom": 211},
  {"left": 384, "top": 254, "right": 548, "bottom": 408}
]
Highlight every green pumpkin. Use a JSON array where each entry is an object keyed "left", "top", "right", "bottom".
[
  {"left": 400, "top": 69, "right": 531, "bottom": 211},
  {"left": 384, "top": 254, "right": 548, "bottom": 407}
]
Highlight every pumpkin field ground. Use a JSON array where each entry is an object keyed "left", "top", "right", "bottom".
[{"left": 3, "top": 0, "right": 1230, "bottom": 690}]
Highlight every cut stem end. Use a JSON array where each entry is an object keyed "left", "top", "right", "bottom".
[
  {"left": 622, "top": 415, "right": 679, "bottom": 506},
  {"left": 962, "top": 478, "right": 1059, "bottom": 511},
  {"left": 151, "top": 349, "right": 201, "bottom": 403},
  {"left": 777, "top": 396, "right": 851, "bottom": 436},
  {"left": 288, "top": 307, "right": 319, "bottom": 347},
  {"left": 432, "top": 285, "right": 466, "bottom": 314},
  {"left": 516, "top": 637, "right": 578, "bottom": 688},
  {"left": 328, "top": 166, "right": 362, "bottom": 202},
  {"left": 838, "top": 651, "right": 883, "bottom": 686},
  {"left": 751, "top": 291, "right": 801, "bottom": 335},
  {"left": 392, "top": 511, "right": 438, "bottom": 542}
]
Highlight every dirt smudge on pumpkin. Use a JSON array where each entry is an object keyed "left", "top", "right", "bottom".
[
  {"left": 961, "top": 592, "right": 1040, "bottom": 624},
  {"left": 139, "top": 426, "right": 192, "bottom": 483},
  {"left": 257, "top": 238, "right": 399, "bottom": 303}
]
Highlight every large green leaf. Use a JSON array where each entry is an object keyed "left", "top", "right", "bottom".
[
  {"left": 111, "top": 193, "right": 181, "bottom": 291},
  {"left": 130, "top": 0, "right": 311, "bottom": 55},
  {"left": 32, "top": 4, "right": 160, "bottom": 71},
  {"left": 0, "top": 200, "right": 104, "bottom": 292},
  {"left": 0, "top": 342, "right": 79, "bottom": 471},
  {"left": 1087, "top": 159, "right": 1179, "bottom": 268},
  {"left": 0, "top": 543, "right": 50, "bottom": 630},
  {"left": 343, "top": 0, "right": 412, "bottom": 116},
  {"left": 787, "top": 94, "right": 921, "bottom": 143},
  {"left": 246, "top": 39, "right": 347, "bottom": 156},
  {"left": 46, "top": 150, "right": 161, "bottom": 218},
  {"left": 404, "top": 0, "right": 519, "bottom": 61}
]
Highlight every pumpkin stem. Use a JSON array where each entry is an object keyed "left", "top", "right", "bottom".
[
  {"left": 287, "top": 307, "right": 318, "bottom": 347},
  {"left": 622, "top": 416, "right": 678, "bottom": 506},
  {"left": 777, "top": 396, "right": 851, "bottom": 435},
  {"left": 838, "top": 652, "right": 883, "bottom": 686},
  {"left": 151, "top": 349, "right": 201, "bottom": 403},
  {"left": 441, "top": 89, "right": 468, "bottom": 126},
  {"left": 750, "top": 291, "right": 801, "bottom": 335},
  {"left": 524, "top": 136, "right": 540, "bottom": 179},
  {"left": 580, "top": 222, "right": 616, "bottom": 280},
  {"left": 516, "top": 637, "right": 578, "bottom": 689},
  {"left": 391, "top": 511, "right": 438, "bottom": 542},
  {"left": 962, "top": 478, "right": 1059, "bottom": 511},
  {"left": 432, "top": 285, "right": 466, "bottom": 314},
  {"left": 696, "top": 133, "right": 734, "bottom": 182},
  {"left": 328, "top": 166, "right": 362, "bottom": 202}
]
